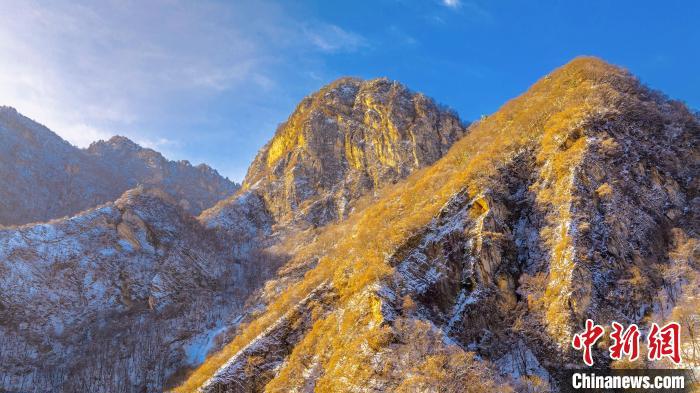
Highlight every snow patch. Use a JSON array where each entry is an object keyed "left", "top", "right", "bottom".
[{"left": 185, "top": 324, "right": 228, "bottom": 365}]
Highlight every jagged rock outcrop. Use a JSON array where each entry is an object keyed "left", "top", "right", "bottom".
[
  {"left": 180, "top": 57, "right": 699, "bottom": 392},
  {"left": 0, "top": 107, "right": 238, "bottom": 226},
  {"left": 199, "top": 77, "right": 470, "bottom": 307},
  {"left": 238, "top": 77, "right": 467, "bottom": 228}
]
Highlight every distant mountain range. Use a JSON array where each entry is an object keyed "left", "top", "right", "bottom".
[
  {"left": 0, "top": 57, "right": 697, "bottom": 393},
  {"left": 0, "top": 106, "right": 239, "bottom": 227}
]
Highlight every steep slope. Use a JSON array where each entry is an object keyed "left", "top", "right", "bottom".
[
  {"left": 0, "top": 107, "right": 238, "bottom": 226},
  {"left": 198, "top": 77, "right": 468, "bottom": 301},
  {"left": 194, "top": 79, "right": 470, "bottom": 365},
  {"left": 0, "top": 107, "right": 119, "bottom": 226},
  {"left": 0, "top": 188, "right": 244, "bottom": 392},
  {"left": 179, "top": 57, "right": 699, "bottom": 392},
  {"left": 208, "top": 77, "right": 466, "bottom": 230}
]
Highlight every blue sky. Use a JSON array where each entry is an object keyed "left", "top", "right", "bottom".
[{"left": 1, "top": 0, "right": 697, "bottom": 181}]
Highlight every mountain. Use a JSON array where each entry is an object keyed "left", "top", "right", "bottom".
[
  {"left": 0, "top": 78, "right": 469, "bottom": 392},
  {"left": 0, "top": 58, "right": 697, "bottom": 393},
  {"left": 0, "top": 187, "right": 242, "bottom": 392},
  {"left": 177, "top": 57, "right": 699, "bottom": 392},
  {"left": 86, "top": 136, "right": 238, "bottom": 215},
  {"left": 0, "top": 107, "right": 239, "bottom": 226},
  {"left": 199, "top": 77, "right": 468, "bottom": 290},
  {"left": 205, "top": 77, "right": 466, "bottom": 230}
]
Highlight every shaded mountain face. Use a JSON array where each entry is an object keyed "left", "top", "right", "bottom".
[
  {"left": 0, "top": 107, "right": 239, "bottom": 226},
  {"left": 0, "top": 188, "right": 247, "bottom": 392},
  {"left": 0, "top": 107, "right": 118, "bottom": 226},
  {"left": 180, "top": 58, "right": 699, "bottom": 393},
  {"left": 86, "top": 136, "right": 239, "bottom": 215},
  {"left": 237, "top": 77, "right": 467, "bottom": 228}
]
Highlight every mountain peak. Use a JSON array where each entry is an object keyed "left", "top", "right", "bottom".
[
  {"left": 537, "top": 56, "right": 636, "bottom": 93},
  {"left": 551, "top": 56, "right": 623, "bottom": 77},
  {"left": 324, "top": 75, "right": 363, "bottom": 88},
  {"left": 106, "top": 135, "right": 140, "bottom": 148},
  {"left": 561, "top": 55, "right": 617, "bottom": 70},
  {"left": 182, "top": 58, "right": 699, "bottom": 393},
  {"left": 0, "top": 105, "right": 19, "bottom": 115},
  {"left": 87, "top": 135, "right": 146, "bottom": 154},
  {"left": 233, "top": 77, "right": 467, "bottom": 227}
]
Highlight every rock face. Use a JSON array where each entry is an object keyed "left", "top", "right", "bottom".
[
  {"left": 180, "top": 58, "right": 699, "bottom": 392},
  {"left": 0, "top": 188, "right": 244, "bottom": 392},
  {"left": 199, "top": 77, "right": 469, "bottom": 298},
  {"left": 196, "top": 78, "right": 470, "bottom": 344},
  {"left": 240, "top": 77, "right": 466, "bottom": 227},
  {"left": 0, "top": 107, "right": 238, "bottom": 226}
]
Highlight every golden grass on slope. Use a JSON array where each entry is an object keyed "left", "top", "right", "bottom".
[
  {"left": 534, "top": 62, "right": 635, "bottom": 343},
  {"left": 176, "top": 56, "right": 631, "bottom": 392}
]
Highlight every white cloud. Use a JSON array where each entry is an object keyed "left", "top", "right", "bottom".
[
  {"left": 0, "top": 0, "right": 366, "bottom": 150},
  {"left": 439, "top": 0, "right": 492, "bottom": 21},
  {"left": 135, "top": 136, "right": 182, "bottom": 154},
  {"left": 442, "top": 0, "right": 461, "bottom": 8}
]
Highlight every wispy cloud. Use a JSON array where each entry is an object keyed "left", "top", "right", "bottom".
[
  {"left": 304, "top": 23, "right": 368, "bottom": 53},
  {"left": 135, "top": 137, "right": 183, "bottom": 153},
  {"left": 0, "top": 0, "right": 366, "bottom": 151},
  {"left": 387, "top": 26, "right": 419, "bottom": 46}
]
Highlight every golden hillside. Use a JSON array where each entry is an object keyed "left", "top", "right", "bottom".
[{"left": 177, "top": 57, "right": 699, "bottom": 392}]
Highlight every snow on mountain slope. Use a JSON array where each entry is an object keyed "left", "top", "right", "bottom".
[
  {"left": 1, "top": 57, "right": 697, "bottom": 393},
  {"left": 0, "top": 188, "right": 242, "bottom": 392}
]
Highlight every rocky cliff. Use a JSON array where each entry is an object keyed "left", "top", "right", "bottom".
[
  {"left": 197, "top": 78, "right": 470, "bottom": 346},
  {"left": 199, "top": 77, "right": 469, "bottom": 303},
  {"left": 230, "top": 77, "right": 466, "bottom": 228},
  {"left": 179, "top": 58, "right": 699, "bottom": 392},
  {"left": 0, "top": 107, "right": 238, "bottom": 226}
]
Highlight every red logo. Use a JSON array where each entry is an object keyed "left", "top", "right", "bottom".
[
  {"left": 572, "top": 319, "right": 604, "bottom": 366},
  {"left": 647, "top": 322, "right": 682, "bottom": 364},
  {"left": 572, "top": 320, "right": 682, "bottom": 366},
  {"left": 609, "top": 322, "right": 640, "bottom": 361}
]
